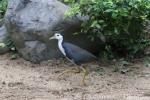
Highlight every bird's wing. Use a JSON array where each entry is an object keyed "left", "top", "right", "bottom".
[{"left": 63, "top": 42, "right": 97, "bottom": 64}]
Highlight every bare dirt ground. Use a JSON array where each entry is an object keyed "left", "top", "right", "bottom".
[{"left": 0, "top": 54, "right": 150, "bottom": 100}]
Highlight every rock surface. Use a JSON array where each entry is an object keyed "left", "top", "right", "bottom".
[{"left": 4, "top": 0, "right": 99, "bottom": 63}]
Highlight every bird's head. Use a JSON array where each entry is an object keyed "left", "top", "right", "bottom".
[{"left": 49, "top": 33, "right": 63, "bottom": 40}]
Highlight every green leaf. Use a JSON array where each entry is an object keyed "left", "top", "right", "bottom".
[
  {"left": 0, "top": 43, "right": 6, "bottom": 48},
  {"left": 10, "top": 54, "right": 18, "bottom": 60},
  {"left": 99, "top": 20, "right": 104, "bottom": 23},
  {"left": 112, "top": 13, "right": 118, "bottom": 19},
  {"left": 91, "top": 20, "right": 98, "bottom": 27},
  {"left": 104, "top": 9, "right": 113, "bottom": 13},
  {"left": 114, "top": 27, "right": 119, "bottom": 34},
  {"left": 96, "top": 24, "right": 101, "bottom": 29}
]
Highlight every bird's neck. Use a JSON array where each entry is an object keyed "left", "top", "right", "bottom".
[
  {"left": 58, "top": 39, "right": 66, "bottom": 56},
  {"left": 58, "top": 38, "right": 63, "bottom": 44}
]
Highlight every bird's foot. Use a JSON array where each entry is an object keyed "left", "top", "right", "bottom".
[
  {"left": 81, "top": 79, "right": 86, "bottom": 86},
  {"left": 80, "top": 66, "right": 88, "bottom": 86},
  {"left": 57, "top": 68, "right": 80, "bottom": 79},
  {"left": 57, "top": 66, "right": 88, "bottom": 86}
]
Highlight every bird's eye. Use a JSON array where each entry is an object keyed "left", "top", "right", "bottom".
[{"left": 57, "top": 35, "right": 59, "bottom": 36}]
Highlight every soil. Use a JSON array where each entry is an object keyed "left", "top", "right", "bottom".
[{"left": 0, "top": 54, "right": 150, "bottom": 100}]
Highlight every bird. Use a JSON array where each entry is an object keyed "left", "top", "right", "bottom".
[{"left": 49, "top": 33, "right": 97, "bottom": 85}]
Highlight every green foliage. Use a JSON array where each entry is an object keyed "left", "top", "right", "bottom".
[
  {"left": 113, "top": 59, "right": 130, "bottom": 73},
  {"left": 64, "top": 0, "right": 150, "bottom": 59},
  {"left": 0, "top": 0, "right": 7, "bottom": 19},
  {"left": 10, "top": 53, "right": 18, "bottom": 60},
  {"left": 0, "top": 0, "right": 16, "bottom": 52},
  {"left": 4, "top": 34, "right": 17, "bottom": 59},
  {"left": 4, "top": 34, "right": 15, "bottom": 50}
]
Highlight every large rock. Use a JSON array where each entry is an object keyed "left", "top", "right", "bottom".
[{"left": 4, "top": 0, "right": 100, "bottom": 63}]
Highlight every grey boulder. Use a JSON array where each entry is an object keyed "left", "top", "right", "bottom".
[{"left": 4, "top": 0, "right": 99, "bottom": 63}]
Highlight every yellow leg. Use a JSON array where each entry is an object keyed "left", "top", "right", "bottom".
[
  {"left": 80, "top": 66, "right": 88, "bottom": 86},
  {"left": 57, "top": 68, "right": 80, "bottom": 78}
]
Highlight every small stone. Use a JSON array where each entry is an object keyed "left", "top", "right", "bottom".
[{"left": 2, "top": 81, "right": 6, "bottom": 85}]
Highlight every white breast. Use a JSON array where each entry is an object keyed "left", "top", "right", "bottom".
[
  {"left": 58, "top": 40, "right": 66, "bottom": 56},
  {"left": 58, "top": 39, "right": 76, "bottom": 65}
]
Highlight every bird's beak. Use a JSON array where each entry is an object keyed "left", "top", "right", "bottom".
[{"left": 49, "top": 35, "right": 56, "bottom": 40}]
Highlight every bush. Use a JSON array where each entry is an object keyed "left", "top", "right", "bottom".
[
  {"left": 0, "top": 0, "right": 16, "bottom": 51},
  {"left": 0, "top": 0, "right": 7, "bottom": 19},
  {"left": 63, "top": 0, "right": 150, "bottom": 59}
]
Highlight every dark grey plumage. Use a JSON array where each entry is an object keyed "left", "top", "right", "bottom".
[{"left": 63, "top": 42, "right": 97, "bottom": 65}]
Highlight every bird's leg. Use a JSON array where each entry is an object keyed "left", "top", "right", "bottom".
[
  {"left": 57, "top": 67, "right": 80, "bottom": 78},
  {"left": 80, "top": 66, "right": 88, "bottom": 86}
]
